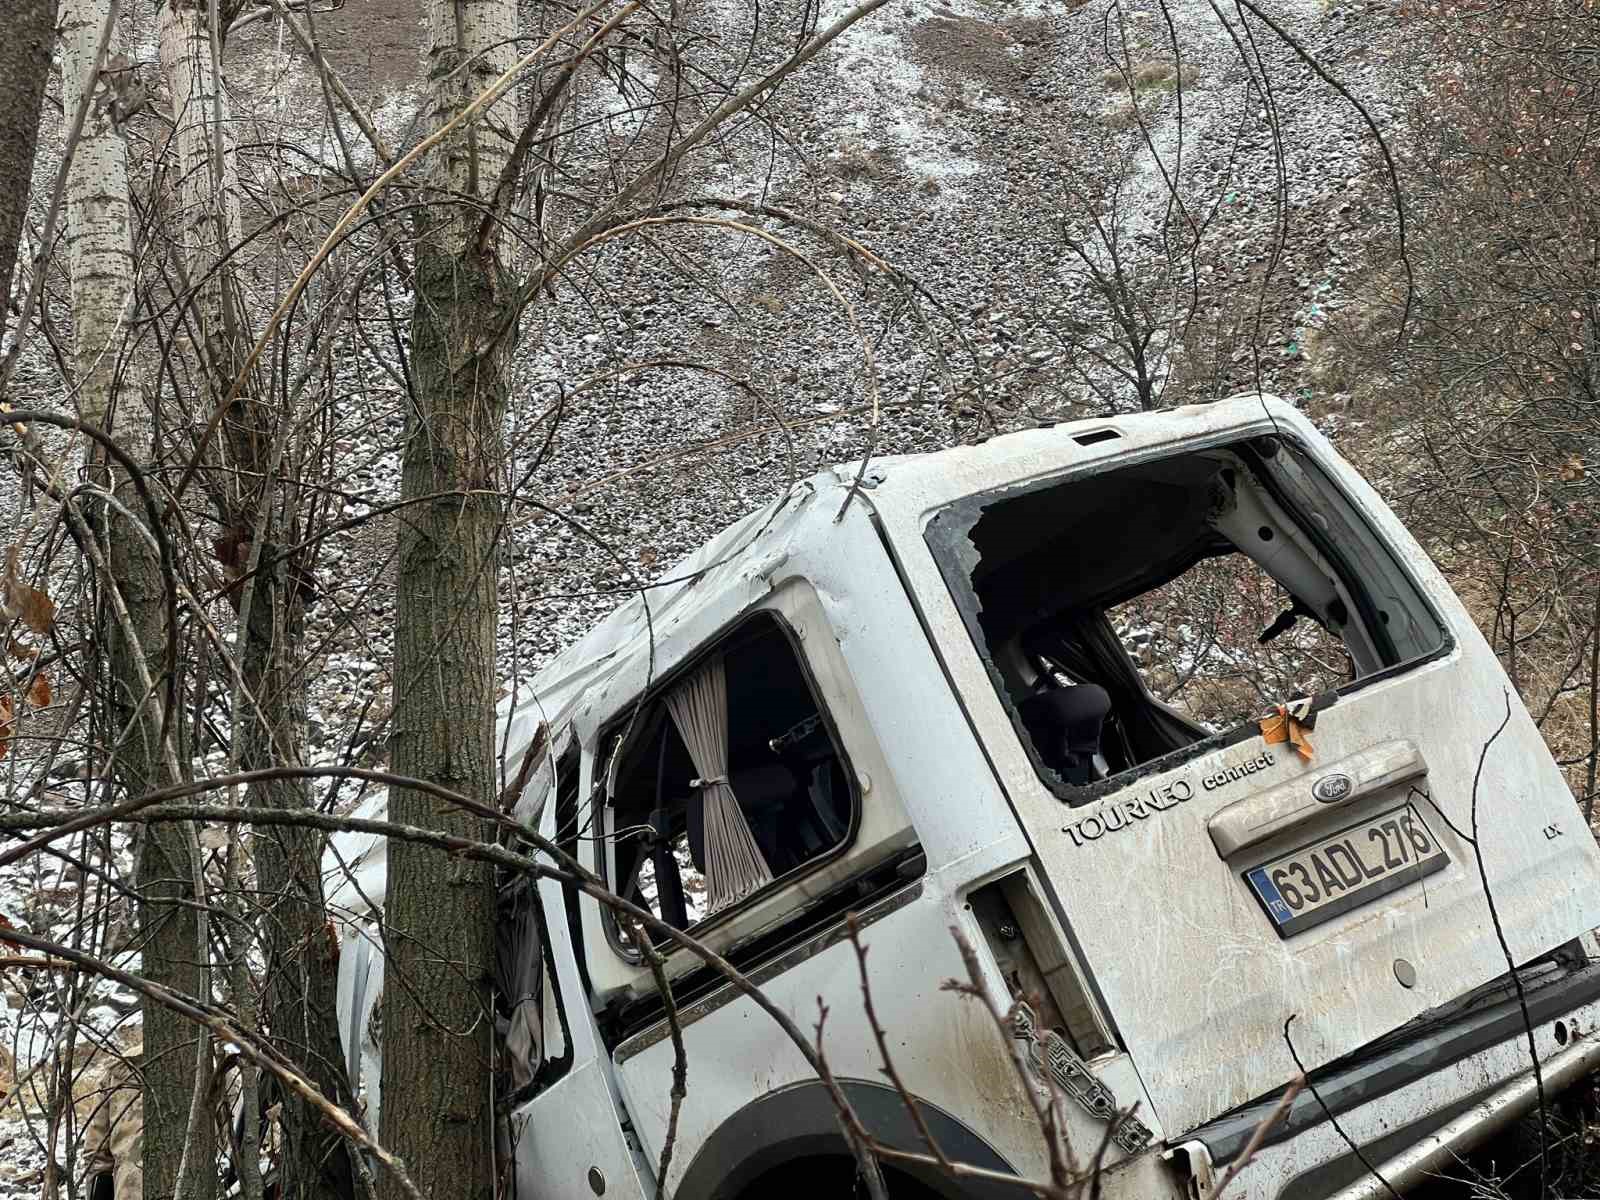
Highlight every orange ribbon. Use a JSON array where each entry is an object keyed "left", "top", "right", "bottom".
[{"left": 1260, "top": 705, "right": 1315, "bottom": 763}]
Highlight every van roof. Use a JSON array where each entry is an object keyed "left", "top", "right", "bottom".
[
  {"left": 496, "top": 393, "right": 1294, "bottom": 767},
  {"left": 324, "top": 394, "right": 1294, "bottom": 914}
]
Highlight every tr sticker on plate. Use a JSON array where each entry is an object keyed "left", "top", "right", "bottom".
[{"left": 1244, "top": 804, "right": 1448, "bottom": 938}]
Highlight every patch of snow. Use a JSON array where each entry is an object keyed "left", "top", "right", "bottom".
[{"left": 810, "top": 0, "right": 982, "bottom": 202}]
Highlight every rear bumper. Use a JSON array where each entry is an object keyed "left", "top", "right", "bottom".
[
  {"left": 1325, "top": 1026, "right": 1600, "bottom": 1200},
  {"left": 1178, "top": 954, "right": 1600, "bottom": 1199}
]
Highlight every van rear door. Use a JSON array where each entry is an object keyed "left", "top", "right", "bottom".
[{"left": 865, "top": 398, "right": 1600, "bottom": 1133}]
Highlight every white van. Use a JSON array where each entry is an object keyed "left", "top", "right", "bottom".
[{"left": 326, "top": 396, "right": 1600, "bottom": 1199}]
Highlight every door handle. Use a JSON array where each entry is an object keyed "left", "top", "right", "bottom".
[{"left": 1208, "top": 740, "right": 1427, "bottom": 858}]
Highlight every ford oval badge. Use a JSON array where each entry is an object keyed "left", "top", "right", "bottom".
[{"left": 1313, "top": 772, "right": 1354, "bottom": 804}]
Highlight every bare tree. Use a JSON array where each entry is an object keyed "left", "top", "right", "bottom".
[
  {"left": 0, "top": 0, "right": 55, "bottom": 346},
  {"left": 162, "top": 0, "right": 362, "bottom": 1189},
  {"left": 375, "top": 1, "right": 523, "bottom": 1197},
  {"left": 55, "top": 4, "right": 214, "bottom": 1200},
  {"left": 1321, "top": 0, "right": 1600, "bottom": 817}
]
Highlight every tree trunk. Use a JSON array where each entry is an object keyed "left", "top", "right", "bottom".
[
  {"left": 158, "top": 4, "right": 356, "bottom": 1199},
  {"left": 158, "top": 0, "right": 246, "bottom": 424},
  {"left": 0, "top": 0, "right": 55, "bottom": 344},
  {"left": 56, "top": 6, "right": 212, "bottom": 1200},
  {"left": 379, "top": 2, "right": 519, "bottom": 1198},
  {"left": 62, "top": 0, "right": 135, "bottom": 437},
  {"left": 242, "top": 598, "right": 359, "bottom": 1200},
  {"left": 125, "top": 4, "right": 267, "bottom": 1198}
]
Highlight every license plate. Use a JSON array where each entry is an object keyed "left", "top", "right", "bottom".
[{"left": 1244, "top": 804, "right": 1449, "bottom": 937}]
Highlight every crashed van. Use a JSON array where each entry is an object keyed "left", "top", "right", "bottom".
[{"left": 325, "top": 395, "right": 1600, "bottom": 1199}]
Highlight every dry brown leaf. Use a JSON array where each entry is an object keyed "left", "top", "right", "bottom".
[
  {"left": 0, "top": 914, "right": 20, "bottom": 952},
  {"left": 0, "top": 695, "right": 12, "bottom": 762},
  {"left": 5, "top": 638, "right": 38, "bottom": 663},
  {"left": 25, "top": 673, "right": 50, "bottom": 709},
  {"left": 12, "top": 583, "right": 54, "bottom": 635},
  {"left": 1, "top": 546, "right": 55, "bottom": 635}
]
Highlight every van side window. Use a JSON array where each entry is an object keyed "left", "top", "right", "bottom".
[
  {"left": 494, "top": 878, "right": 546, "bottom": 1096},
  {"left": 495, "top": 748, "right": 577, "bottom": 1101},
  {"left": 602, "top": 613, "right": 855, "bottom": 935},
  {"left": 926, "top": 437, "right": 1448, "bottom": 803}
]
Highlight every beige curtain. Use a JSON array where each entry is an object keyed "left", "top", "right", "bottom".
[
  {"left": 666, "top": 655, "right": 773, "bottom": 912},
  {"left": 497, "top": 891, "right": 543, "bottom": 1092}
]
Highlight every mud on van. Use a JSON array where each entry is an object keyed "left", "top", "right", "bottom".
[{"left": 326, "top": 395, "right": 1600, "bottom": 1199}]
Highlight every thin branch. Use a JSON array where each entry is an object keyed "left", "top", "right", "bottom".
[
  {"left": 0, "top": 926, "right": 429, "bottom": 1200},
  {"left": 633, "top": 919, "right": 687, "bottom": 1200},
  {"left": 1209, "top": 1074, "right": 1304, "bottom": 1198}
]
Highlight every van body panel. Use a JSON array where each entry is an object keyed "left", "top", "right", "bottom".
[
  {"left": 611, "top": 882, "right": 1163, "bottom": 1194},
  {"left": 565, "top": 499, "right": 1024, "bottom": 1002},
  {"left": 588, "top": 498, "right": 1150, "bottom": 1185},
  {"left": 509, "top": 1059, "right": 652, "bottom": 1200},
  {"left": 1224, "top": 990, "right": 1600, "bottom": 1199},
  {"left": 860, "top": 396, "right": 1600, "bottom": 1132},
  {"left": 503, "top": 803, "right": 656, "bottom": 1200},
  {"left": 325, "top": 395, "right": 1600, "bottom": 1198}
]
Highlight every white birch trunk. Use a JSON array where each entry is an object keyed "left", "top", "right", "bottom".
[
  {"left": 62, "top": 4, "right": 212, "bottom": 1198},
  {"left": 159, "top": 0, "right": 247, "bottom": 409},
  {"left": 61, "top": 0, "right": 137, "bottom": 445}
]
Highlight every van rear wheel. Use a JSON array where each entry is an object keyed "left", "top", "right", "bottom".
[{"left": 732, "top": 1156, "right": 947, "bottom": 1200}]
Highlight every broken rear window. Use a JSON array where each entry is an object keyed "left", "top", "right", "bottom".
[{"left": 925, "top": 434, "right": 1448, "bottom": 803}]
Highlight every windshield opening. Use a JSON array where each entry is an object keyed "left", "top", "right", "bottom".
[{"left": 925, "top": 434, "right": 1448, "bottom": 804}]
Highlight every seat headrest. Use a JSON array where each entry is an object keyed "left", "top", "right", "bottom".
[{"left": 1020, "top": 684, "right": 1111, "bottom": 738}]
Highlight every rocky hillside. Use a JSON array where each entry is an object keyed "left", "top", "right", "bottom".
[
  {"left": 215, "top": 0, "right": 1419, "bottom": 699},
  {"left": 0, "top": 0, "right": 1425, "bottom": 1191}
]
